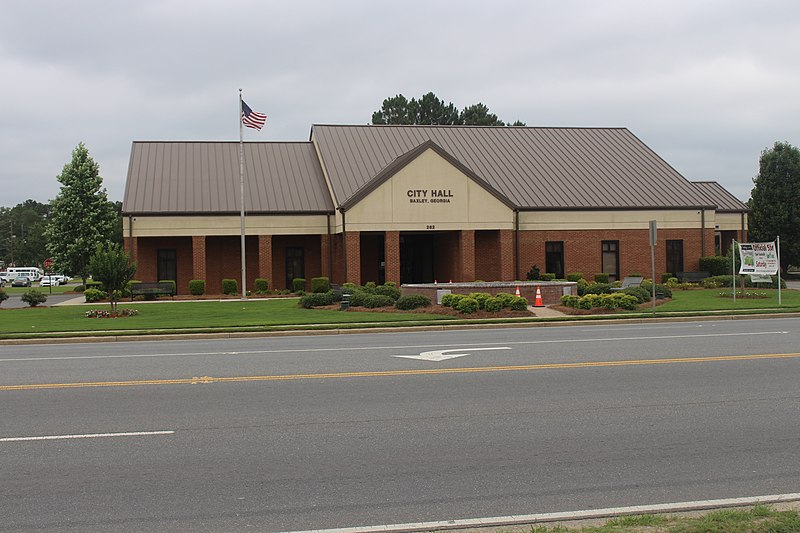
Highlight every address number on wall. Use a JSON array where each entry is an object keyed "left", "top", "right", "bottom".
[{"left": 426, "top": 225, "right": 435, "bottom": 230}]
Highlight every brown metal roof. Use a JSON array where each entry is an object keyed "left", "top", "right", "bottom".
[
  {"left": 691, "top": 181, "right": 748, "bottom": 213},
  {"left": 122, "top": 141, "right": 334, "bottom": 215},
  {"left": 312, "top": 125, "right": 717, "bottom": 210}
]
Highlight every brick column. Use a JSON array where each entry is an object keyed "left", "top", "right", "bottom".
[
  {"left": 345, "top": 231, "right": 361, "bottom": 285},
  {"left": 258, "top": 235, "right": 273, "bottom": 287},
  {"left": 191, "top": 236, "right": 206, "bottom": 282},
  {"left": 320, "top": 234, "right": 331, "bottom": 278},
  {"left": 460, "top": 230, "right": 475, "bottom": 282},
  {"left": 384, "top": 231, "right": 400, "bottom": 285},
  {"left": 125, "top": 236, "right": 139, "bottom": 264},
  {"left": 498, "top": 229, "right": 515, "bottom": 281}
]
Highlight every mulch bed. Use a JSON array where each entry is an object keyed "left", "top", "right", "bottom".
[
  {"left": 550, "top": 298, "right": 672, "bottom": 315},
  {"left": 314, "top": 303, "right": 533, "bottom": 318}
]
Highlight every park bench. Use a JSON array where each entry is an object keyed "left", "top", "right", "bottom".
[
  {"left": 676, "top": 271, "right": 710, "bottom": 283},
  {"left": 609, "top": 276, "right": 643, "bottom": 292},
  {"left": 130, "top": 281, "right": 175, "bottom": 300}
]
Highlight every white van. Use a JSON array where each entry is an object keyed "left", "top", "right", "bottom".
[{"left": 7, "top": 267, "right": 44, "bottom": 282}]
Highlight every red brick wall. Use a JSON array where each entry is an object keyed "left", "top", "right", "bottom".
[
  {"left": 475, "top": 230, "right": 500, "bottom": 281},
  {"left": 272, "top": 235, "right": 323, "bottom": 291},
  {"left": 192, "top": 236, "right": 206, "bottom": 281},
  {"left": 331, "top": 233, "right": 345, "bottom": 284},
  {"left": 258, "top": 234, "right": 274, "bottom": 287},
  {"left": 460, "top": 230, "right": 476, "bottom": 281},
  {"left": 203, "top": 236, "right": 260, "bottom": 294},
  {"left": 134, "top": 236, "right": 193, "bottom": 293},
  {"left": 359, "top": 233, "right": 382, "bottom": 284},
  {"left": 518, "top": 228, "right": 711, "bottom": 281},
  {"left": 499, "top": 229, "right": 516, "bottom": 280},
  {"left": 433, "top": 232, "right": 459, "bottom": 282},
  {"left": 385, "top": 231, "right": 400, "bottom": 284},
  {"left": 344, "top": 231, "right": 361, "bottom": 285}
]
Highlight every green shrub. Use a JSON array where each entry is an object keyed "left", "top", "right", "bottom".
[
  {"left": 629, "top": 272, "right": 642, "bottom": 277},
  {"left": 311, "top": 277, "right": 330, "bottom": 293},
  {"left": 74, "top": 285, "right": 86, "bottom": 293},
  {"left": 347, "top": 289, "right": 367, "bottom": 307},
  {"left": 665, "top": 277, "right": 680, "bottom": 288},
  {"left": 703, "top": 274, "right": 785, "bottom": 289},
  {"left": 85, "top": 280, "right": 105, "bottom": 292},
  {"left": 22, "top": 289, "right": 48, "bottom": 307},
  {"left": 468, "top": 292, "right": 492, "bottom": 310},
  {"left": 292, "top": 278, "right": 306, "bottom": 292},
  {"left": 576, "top": 278, "right": 589, "bottom": 295},
  {"left": 566, "top": 272, "right": 584, "bottom": 282},
  {"left": 395, "top": 294, "right": 431, "bottom": 310},
  {"left": 508, "top": 296, "right": 529, "bottom": 311},
  {"left": 83, "top": 287, "right": 107, "bottom": 303},
  {"left": 441, "top": 293, "right": 466, "bottom": 308},
  {"left": 661, "top": 273, "right": 673, "bottom": 284},
  {"left": 158, "top": 280, "right": 176, "bottom": 296},
  {"left": 594, "top": 273, "right": 610, "bottom": 283},
  {"left": 342, "top": 282, "right": 359, "bottom": 292},
  {"left": 222, "top": 278, "right": 238, "bottom": 295},
  {"left": 560, "top": 294, "right": 580, "bottom": 308},
  {"left": 363, "top": 294, "right": 393, "bottom": 308},
  {"left": 495, "top": 292, "right": 516, "bottom": 307},
  {"left": 254, "top": 278, "right": 269, "bottom": 293},
  {"left": 642, "top": 282, "right": 673, "bottom": 298},
  {"left": 526, "top": 264, "right": 541, "bottom": 280},
  {"left": 364, "top": 281, "right": 377, "bottom": 290},
  {"left": 540, "top": 273, "right": 556, "bottom": 281},
  {"left": 623, "top": 286, "right": 651, "bottom": 303},
  {"left": 699, "top": 255, "right": 730, "bottom": 276},
  {"left": 0, "top": 289, "right": 8, "bottom": 305},
  {"left": 299, "top": 291, "right": 336, "bottom": 308},
  {"left": 375, "top": 283, "right": 401, "bottom": 301},
  {"left": 189, "top": 280, "right": 205, "bottom": 296},
  {"left": 456, "top": 297, "right": 479, "bottom": 314},
  {"left": 583, "top": 282, "right": 611, "bottom": 295},
  {"left": 484, "top": 296, "right": 503, "bottom": 312},
  {"left": 384, "top": 281, "right": 397, "bottom": 287},
  {"left": 613, "top": 293, "right": 640, "bottom": 311}
]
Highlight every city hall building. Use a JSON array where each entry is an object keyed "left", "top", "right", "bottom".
[{"left": 121, "top": 125, "right": 747, "bottom": 295}]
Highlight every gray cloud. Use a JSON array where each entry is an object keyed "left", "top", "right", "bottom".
[{"left": 1, "top": 0, "right": 798, "bottom": 206}]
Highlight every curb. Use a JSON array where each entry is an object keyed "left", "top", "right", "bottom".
[
  {"left": 2, "top": 312, "right": 800, "bottom": 345},
  {"left": 288, "top": 493, "right": 800, "bottom": 533}
]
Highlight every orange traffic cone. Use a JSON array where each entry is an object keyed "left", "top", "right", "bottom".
[
  {"left": 534, "top": 286, "right": 544, "bottom": 307},
  {"left": 515, "top": 286, "right": 521, "bottom": 297}
]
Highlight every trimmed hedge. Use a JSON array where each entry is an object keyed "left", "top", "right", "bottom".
[
  {"left": 508, "top": 296, "right": 529, "bottom": 311},
  {"left": 189, "top": 279, "right": 205, "bottom": 296},
  {"left": 395, "top": 294, "right": 431, "bottom": 310},
  {"left": 622, "top": 286, "right": 651, "bottom": 303},
  {"left": 254, "top": 278, "right": 270, "bottom": 293},
  {"left": 699, "top": 256, "right": 731, "bottom": 276},
  {"left": 158, "top": 280, "right": 176, "bottom": 296},
  {"left": 84, "top": 288, "right": 107, "bottom": 303},
  {"left": 468, "top": 292, "right": 492, "bottom": 310},
  {"left": 311, "top": 277, "right": 330, "bottom": 293},
  {"left": 566, "top": 272, "right": 584, "bottom": 282},
  {"left": 0, "top": 289, "right": 8, "bottom": 305},
  {"left": 363, "top": 294, "right": 394, "bottom": 308},
  {"left": 456, "top": 297, "right": 480, "bottom": 314},
  {"left": 222, "top": 278, "right": 238, "bottom": 295},
  {"left": 484, "top": 296, "right": 503, "bottom": 312},
  {"left": 375, "top": 284, "right": 401, "bottom": 301},
  {"left": 562, "top": 292, "right": 639, "bottom": 311},
  {"left": 540, "top": 273, "right": 556, "bottom": 281},
  {"left": 441, "top": 293, "right": 467, "bottom": 308},
  {"left": 299, "top": 291, "right": 336, "bottom": 308},
  {"left": 594, "top": 273, "right": 610, "bottom": 283},
  {"left": 292, "top": 278, "right": 306, "bottom": 292}
]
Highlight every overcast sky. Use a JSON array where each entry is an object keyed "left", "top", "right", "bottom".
[{"left": 2, "top": 0, "right": 798, "bottom": 207}]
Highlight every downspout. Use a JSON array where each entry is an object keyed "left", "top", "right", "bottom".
[
  {"left": 514, "top": 209, "right": 520, "bottom": 281},
  {"left": 327, "top": 213, "right": 333, "bottom": 282},
  {"left": 128, "top": 215, "right": 134, "bottom": 262},
  {"left": 700, "top": 209, "right": 706, "bottom": 258},
  {"left": 341, "top": 209, "right": 347, "bottom": 283},
  {"left": 740, "top": 211, "right": 746, "bottom": 241}
]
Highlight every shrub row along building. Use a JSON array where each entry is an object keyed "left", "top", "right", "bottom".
[{"left": 121, "top": 125, "right": 747, "bottom": 294}]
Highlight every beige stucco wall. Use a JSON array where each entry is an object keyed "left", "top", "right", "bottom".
[
  {"left": 714, "top": 212, "right": 747, "bottom": 231},
  {"left": 123, "top": 214, "right": 330, "bottom": 237},
  {"left": 344, "top": 148, "right": 514, "bottom": 231},
  {"left": 519, "top": 209, "right": 716, "bottom": 231}
]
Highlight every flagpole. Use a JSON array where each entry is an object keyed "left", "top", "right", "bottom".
[
  {"left": 777, "top": 235, "right": 782, "bottom": 305},
  {"left": 239, "top": 89, "right": 248, "bottom": 301}
]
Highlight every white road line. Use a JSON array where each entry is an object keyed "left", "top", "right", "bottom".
[
  {"left": 0, "top": 330, "right": 788, "bottom": 363},
  {"left": 287, "top": 492, "right": 800, "bottom": 533},
  {"left": 0, "top": 430, "right": 175, "bottom": 442}
]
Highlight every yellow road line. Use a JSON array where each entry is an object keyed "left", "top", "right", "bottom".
[{"left": 2, "top": 352, "right": 799, "bottom": 392}]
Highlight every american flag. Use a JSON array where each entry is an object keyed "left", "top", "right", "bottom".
[{"left": 241, "top": 100, "right": 267, "bottom": 130}]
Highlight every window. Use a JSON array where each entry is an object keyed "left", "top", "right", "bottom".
[
  {"left": 545, "top": 241, "right": 564, "bottom": 279},
  {"left": 666, "top": 240, "right": 684, "bottom": 277},
  {"left": 157, "top": 249, "right": 177, "bottom": 284},
  {"left": 285, "top": 247, "right": 304, "bottom": 290},
  {"left": 601, "top": 240, "right": 619, "bottom": 281}
]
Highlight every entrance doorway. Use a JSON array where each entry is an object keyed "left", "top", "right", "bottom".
[
  {"left": 285, "top": 247, "right": 304, "bottom": 289},
  {"left": 400, "top": 234, "right": 434, "bottom": 284}
]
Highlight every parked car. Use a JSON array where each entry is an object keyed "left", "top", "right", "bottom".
[
  {"left": 40, "top": 276, "right": 60, "bottom": 287},
  {"left": 0, "top": 271, "right": 14, "bottom": 283},
  {"left": 11, "top": 276, "right": 32, "bottom": 287},
  {"left": 51, "top": 274, "right": 71, "bottom": 284}
]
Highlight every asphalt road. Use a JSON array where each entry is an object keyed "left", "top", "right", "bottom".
[{"left": 1, "top": 318, "right": 799, "bottom": 532}]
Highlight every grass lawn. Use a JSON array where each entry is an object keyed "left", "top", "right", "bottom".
[
  {"left": 0, "top": 298, "right": 453, "bottom": 336},
  {"left": 654, "top": 288, "right": 800, "bottom": 313}
]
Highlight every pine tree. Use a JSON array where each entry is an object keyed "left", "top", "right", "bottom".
[{"left": 45, "top": 143, "right": 117, "bottom": 286}]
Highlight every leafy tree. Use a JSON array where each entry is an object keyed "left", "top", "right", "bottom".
[
  {"left": 0, "top": 200, "right": 50, "bottom": 267},
  {"left": 371, "top": 92, "right": 526, "bottom": 127},
  {"left": 45, "top": 143, "right": 117, "bottom": 286},
  {"left": 88, "top": 242, "right": 137, "bottom": 315},
  {"left": 749, "top": 141, "right": 800, "bottom": 271}
]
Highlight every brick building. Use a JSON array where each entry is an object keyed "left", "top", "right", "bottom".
[{"left": 121, "top": 125, "right": 747, "bottom": 294}]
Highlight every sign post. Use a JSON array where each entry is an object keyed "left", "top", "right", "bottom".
[
  {"left": 43, "top": 258, "right": 53, "bottom": 294},
  {"left": 737, "top": 239, "right": 781, "bottom": 305},
  {"left": 649, "top": 220, "right": 657, "bottom": 315}
]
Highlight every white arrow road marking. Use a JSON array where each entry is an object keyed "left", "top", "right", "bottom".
[{"left": 394, "top": 346, "right": 511, "bottom": 362}]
